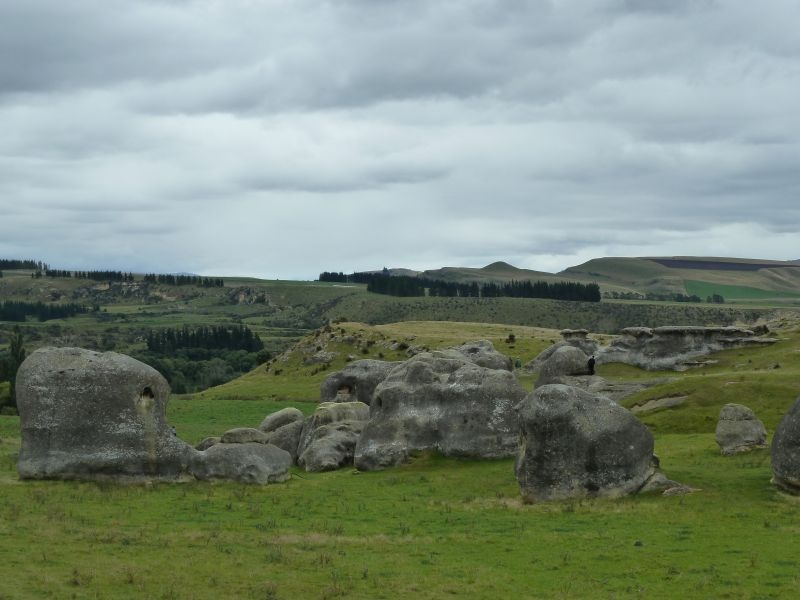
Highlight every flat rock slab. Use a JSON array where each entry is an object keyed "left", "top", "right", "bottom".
[{"left": 631, "top": 396, "right": 688, "bottom": 414}]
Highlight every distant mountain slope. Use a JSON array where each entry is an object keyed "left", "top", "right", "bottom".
[{"left": 561, "top": 256, "right": 800, "bottom": 301}]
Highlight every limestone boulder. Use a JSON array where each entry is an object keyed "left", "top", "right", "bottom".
[
  {"left": 298, "top": 420, "right": 365, "bottom": 472},
  {"left": 190, "top": 443, "right": 291, "bottom": 484},
  {"left": 264, "top": 419, "right": 305, "bottom": 464},
  {"left": 16, "top": 347, "right": 195, "bottom": 481},
  {"left": 771, "top": 396, "right": 800, "bottom": 494},
  {"left": 525, "top": 330, "right": 600, "bottom": 372},
  {"left": 298, "top": 401, "right": 370, "bottom": 457},
  {"left": 220, "top": 427, "right": 270, "bottom": 444},
  {"left": 515, "top": 384, "right": 657, "bottom": 502},
  {"left": 195, "top": 437, "right": 220, "bottom": 451},
  {"left": 259, "top": 407, "right": 305, "bottom": 434},
  {"left": 320, "top": 360, "right": 400, "bottom": 405},
  {"left": 536, "top": 346, "right": 590, "bottom": 387},
  {"left": 715, "top": 404, "right": 767, "bottom": 455},
  {"left": 354, "top": 351, "right": 527, "bottom": 471},
  {"left": 451, "top": 340, "right": 512, "bottom": 371}
]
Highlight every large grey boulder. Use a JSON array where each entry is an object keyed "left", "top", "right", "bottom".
[
  {"left": 536, "top": 346, "right": 590, "bottom": 387},
  {"left": 354, "top": 351, "right": 527, "bottom": 471},
  {"left": 190, "top": 443, "right": 291, "bottom": 484},
  {"left": 16, "top": 347, "right": 195, "bottom": 481},
  {"left": 600, "top": 326, "right": 775, "bottom": 371},
  {"left": 320, "top": 360, "right": 400, "bottom": 405},
  {"left": 298, "top": 420, "right": 365, "bottom": 472},
  {"left": 715, "top": 404, "right": 768, "bottom": 455},
  {"left": 772, "top": 396, "right": 800, "bottom": 494},
  {"left": 264, "top": 419, "right": 305, "bottom": 463},
  {"left": 515, "top": 384, "right": 657, "bottom": 502},
  {"left": 259, "top": 407, "right": 305, "bottom": 434}
]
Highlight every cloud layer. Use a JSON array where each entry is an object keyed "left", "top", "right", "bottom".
[{"left": 1, "top": 0, "right": 798, "bottom": 277}]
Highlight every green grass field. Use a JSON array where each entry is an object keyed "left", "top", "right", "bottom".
[
  {"left": 3, "top": 319, "right": 800, "bottom": 598},
  {"left": 685, "top": 280, "right": 800, "bottom": 303}
]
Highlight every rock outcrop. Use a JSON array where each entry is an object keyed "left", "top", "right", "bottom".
[
  {"left": 354, "top": 351, "right": 526, "bottom": 471},
  {"left": 599, "top": 326, "right": 775, "bottom": 371},
  {"left": 259, "top": 407, "right": 305, "bottom": 434},
  {"left": 771, "top": 396, "right": 800, "bottom": 494},
  {"left": 715, "top": 404, "right": 768, "bottom": 455},
  {"left": 15, "top": 347, "right": 291, "bottom": 484},
  {"left": 264, "top": 419, "right": 305, "bottom": 463},
  {"left": 450, "top": 340, "right": 513, "bottom": 371},
  {"left": 220, "top": 427, "right": 270, "bottom": 445},
  {"left": 536, "top": 346, "right": 591, "bottom": 387},
  {"left": 525, "top": 330, "right": 600, "bottom": 372},
  {"left": 16, "top": 347, "right": 194, "bottom": 481},
  {"left": 515, "top": 384, "right": 662, "bottom": 502},
  {"left": 320, "top": 360, "right": 400, "bottom": 405}
]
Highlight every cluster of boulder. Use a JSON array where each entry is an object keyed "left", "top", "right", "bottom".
[{"left": 16, "top": 324, "right": 800, "bottom": 503}]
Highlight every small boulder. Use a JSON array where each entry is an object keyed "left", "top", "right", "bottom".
[
  {"left": 264, "top": 419, "right": 305, "bottom": 464},
  {"left": 190, "top": 443, "right": 291, "bottom": 484},
  {"left": 536, "top": 346, "right": 590, "bottom": 387},
  {"left": 451, "top": 340, "right": 512, "bottom": 371},
  {"left": 195, "top": 437, "right": 221, "bottom": 451},
  {"left": 320, "top": 360, "right": 400, "bottom": 405},
  {"left": 515, "top": 384, "right": 656, "bottom": 502},
  {"left": 298, "top": 420, "right": 365, "bottom": 472},
  {"left": 220, "top": 427, "right": 270, "bottom": 445},
  {"left": 298, "top": 401, "right": 370, "bottom": 456},
  {"left": 259, "top": 407, "right": 305, "bottom": 434},
  {"left": 715, "top": 403, "right": 767, "bottom": 455}
]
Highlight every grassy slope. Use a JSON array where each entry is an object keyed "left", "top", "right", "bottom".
[{"left": 3, "top": 319, "right": 800, "bottom": 598}]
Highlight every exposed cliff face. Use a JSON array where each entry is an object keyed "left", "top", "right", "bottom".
[{"left": 598, "top": 326, "right": 776, "bottom": 371}]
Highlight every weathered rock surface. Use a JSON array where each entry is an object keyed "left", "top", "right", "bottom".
[
  {"left": 259, "top": 407, "right": 305, "bottom": 434},
  {"left": 451, "top": 340, "right": 513, "bottom": 371},
  {"left": 16, "top": 347, "right": 195, "bottom": 481},
  {"left": 772, "top": 396, "right": 800, "bottom": 494},
  {"left": 354, "top": 352, "right": 527, "bottom": 471},
  {"left": 715, "top": 403, "right": 768, "bottom": 455},
  {"left": 320, "top": 360, "right": 400, "bottom": 405},
  {"left": 298, "top": 401, "right": 370, "bottom": 456},
  {"left": 536, "top": 346, "right": 591, "bottom": 387},
  {"left": 264, "top": 419, "right": 305, "bottom": 463},
  {"left": 525, "top": 330, "right": 600, "bottom": 372},
  {"left": 599, "top": 326, "right": 775, "bottom": 371},
  {"left": 220, "top": 427, "right": 270, "bottom": 445},
  {"left": 515, "top": 384, "right": 659, "bottom": 502},
  {"left": 195, "top": 437, "right": 220, "bottom": 451},
  {"left": 16, "top": 346, "right": 290, "bottom": 485},
  {"left": 190, "top": 443, "right": 292, "bottom": 484},
  {"left": 298, "top": 420, "right": 365, "bottom": 472}
]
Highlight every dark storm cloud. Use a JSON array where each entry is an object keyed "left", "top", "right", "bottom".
[{"left": 1, "top": 0, "right": 799, "bottom": 277}]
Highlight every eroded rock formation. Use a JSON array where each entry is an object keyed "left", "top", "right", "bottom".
[
  {"left": 715, "top": 403, "right": 767, "bottom": 455},
  {"left": 354, "top": 351, "right": 526, "bottom": 471}
]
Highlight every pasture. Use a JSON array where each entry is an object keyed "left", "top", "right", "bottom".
[{"left": 2, "top": 319, "right": 800, "bottom": 598}]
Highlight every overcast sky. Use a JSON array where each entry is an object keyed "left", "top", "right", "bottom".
[{"left": 1, "top": 0, "right": 798, "bottom": 279}]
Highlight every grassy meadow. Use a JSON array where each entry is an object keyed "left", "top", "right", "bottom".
[{"left": 2, "top": 318, "right": 800, "bottom": 598}]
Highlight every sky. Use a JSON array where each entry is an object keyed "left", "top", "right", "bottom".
[{"left": 1, "top": 0, "right": 799, "bottom": 279}]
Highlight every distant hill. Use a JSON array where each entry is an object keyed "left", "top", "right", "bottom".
[{"left": 373, "top": 256, "right": 800, "bottom": 305}]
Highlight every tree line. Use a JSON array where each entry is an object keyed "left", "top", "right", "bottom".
[
  {"left": 0, "top": 301, "right": 89, "bottom": 322},
  {"left": 143, "top": 274, "right": 224, "bottom": 287},
  {"left": 146, "top": 324, "right": 264, "bottom": 353},
  {"left": 319, "top": 271, "right": 601, "bottom": 302},
  {"left": 0, "top": 259, "right": 48, "bottom": 271},
  {"left": 41, "top": 270, "right": 135, "bottom": 281}
]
